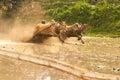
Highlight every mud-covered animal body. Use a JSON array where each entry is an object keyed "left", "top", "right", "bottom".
[
  {"left": 28, "top": 20, "right": 87, "bottom": 44},
  {"left": 59, "top": 23, "right": 87, "bottom": 44}
]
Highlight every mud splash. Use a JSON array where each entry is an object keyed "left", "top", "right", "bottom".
[{"left": 0, "top": 1, "right": 45, "bottom": 42}]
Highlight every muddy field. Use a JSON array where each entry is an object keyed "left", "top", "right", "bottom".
[
  {"left": 0, "top": 55, "right": 81, "bottom": 80},
  {"left": 0, "top": 37, "right": 120, "bottom": 80}
]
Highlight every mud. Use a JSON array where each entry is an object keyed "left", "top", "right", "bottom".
[
  {"left": 0, "top": 37, "right": 120, "bottom": 80},
  {"left": 0, "top": 55, "right": 80, "bottom": 80}
]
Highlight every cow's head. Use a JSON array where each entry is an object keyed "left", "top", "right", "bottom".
[
  {"left": 80, "top": 23, "right": 87, "bottom": 34},
  {"left": 59, "top": 21, "right": 67, "bottom": 30}
]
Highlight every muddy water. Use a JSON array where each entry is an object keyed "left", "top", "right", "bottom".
[
  {"left": 0, "top": 55, "right": 79, "bottom": 80},
  {"left": 0, "top": 37, "right": 120, "bottom": 79}
]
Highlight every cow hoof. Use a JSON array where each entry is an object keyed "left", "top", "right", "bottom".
[
  {"left": 59, "top": 39, "right": 64, "bottom": 43},
  {"left": 61, "top": 40, "right": 64, "bottom": 43},
  {"left": 82, "top": 42, "right": 85, "bottom": 44},
  {"left": 78, "top": 38, "right": 80, "bottom": 40}
]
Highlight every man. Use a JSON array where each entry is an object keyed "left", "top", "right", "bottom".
[
  {"left": 4, "top": 0, "right": 16, "bottom": 10},
  {"left": 41, "top": 20, "right": 46, "bottom": 24}
]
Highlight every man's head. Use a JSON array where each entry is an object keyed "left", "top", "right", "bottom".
[{"left": 41, "top": 20, "right": 46, "bottom": 24}]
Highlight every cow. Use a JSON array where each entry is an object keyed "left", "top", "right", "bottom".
[
  {"left": 33, "top": 19, "right": 58, "bottom": 36},
  {"left": 29, "top": 20, "right": 87, "bottom": 44},
  {"left": 29, "top": 20, "right": 66, "bottom": 42},
  {"left": 59, "top": 23, "right": 87, "bottom": 44}
]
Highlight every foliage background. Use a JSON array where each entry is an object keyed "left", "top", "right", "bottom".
[{"left": 0, "top": 0, "right": 120, "bottom": 37}]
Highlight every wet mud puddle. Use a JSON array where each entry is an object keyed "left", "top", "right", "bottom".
[{"left": 0, "top": 37, "right": 120, "bottom": 79}]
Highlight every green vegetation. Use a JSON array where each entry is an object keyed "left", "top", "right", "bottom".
[
  {"left": 0, "top": 0, "right": 120, "bottom": 37},
  {"left": 46, "top": 0, "right": 120, "bottom": 37}
]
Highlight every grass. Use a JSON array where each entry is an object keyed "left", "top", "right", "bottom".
[{"left": 86, "top": 29, "right": 120, "bottom": 38}]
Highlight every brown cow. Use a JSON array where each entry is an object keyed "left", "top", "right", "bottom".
[
  {"left": 29, "top": 20, "right": 66, "bottom": 42},
  {"left": 59, "top": 23, "right": 87, "bottom": 44},
  {"left": 33, "top": 19, "right": 57, "bottom": 36}
]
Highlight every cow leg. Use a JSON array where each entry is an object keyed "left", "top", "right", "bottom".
[
  {"left": 59, "top": 30, "right": 67, "bottom": 43},
  {"left": 79, "top": 33, "right": 83, "bottom": 37},
  {"left": 77, "top": 34, "right": 81, "bottom": 40},
  {"left": 80, "top": 38, "right": 85, "bottom": 44},
  {"left": 53, "top": 32, "right": 59, "bottom": 37},
  {"left": 59, "top": 36, "right": 65, "bottom": 43},
  {"left": 76, "top": 34, "right": 85, "bottom": 44},
  {"left": 78, "top": 37, "right": 84, "bottom": 44}
]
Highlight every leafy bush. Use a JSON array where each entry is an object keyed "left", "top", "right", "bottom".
[
  {"left": 46, "top": 1, "right": 120, "bottom": 37},
  {"left": 46, "top": 1, "right": 92, "bottom": 24}
]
